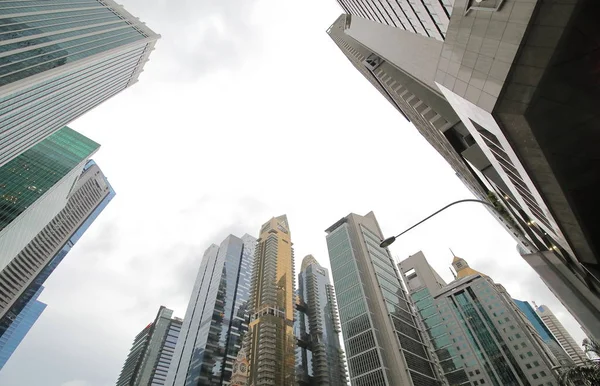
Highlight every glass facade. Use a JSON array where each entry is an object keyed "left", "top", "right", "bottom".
[
  {"left": 167, "top": 234, "right": 256, "bottom": 386},
  {"left": 0, "top": 126, "right": 99, "bottom": 271},
  {"left": 0, "top": 159, "right": 114, "bottom": 338},
  {"left": 0, "top": 286, "right": 46, "bottom": 370},
  {"left": 0, "top": 0, "right": 159, "bottom": 167},
  {"left": 513, "top": 300, "right": 573, "bottom": 367},
  {"left": 296, "top": 256, "right": 347, "bottom": 386},
  {"left": 247, "top": 216, "right": 296, "bottom": 386},
  {"left": 326, "top": 223, "right": 385, "bottom": 385}
]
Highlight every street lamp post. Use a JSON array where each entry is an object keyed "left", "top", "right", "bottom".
[{"left": 379, "top": 199, "right": 497, "bottom": 248}]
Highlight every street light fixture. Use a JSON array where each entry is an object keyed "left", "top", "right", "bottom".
[{"left": 379, "top": 199, "right": 498, "bottom": 248}]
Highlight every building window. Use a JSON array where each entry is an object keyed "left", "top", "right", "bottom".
[
  {"left": 527, "top": 351, "right": 533, "bottom": 357},
  {"left": 540, "top": 371, "right": 546, "bottom": 377},
  {"left": 526, "top": 364, "right": 532, "bottom": 369},
  {"left": 532, "top": 373, "right": 539, "bottom": 380},
  {"left": 363, "top": 54, "right": 382, "bottom": 71},
  {"left": 533, "top": 361, "right": 539, "bottom": 367}
]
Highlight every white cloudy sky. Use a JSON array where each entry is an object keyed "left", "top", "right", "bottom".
[{"left": 0, "top": 1, "right": 588, "bottom": 385}]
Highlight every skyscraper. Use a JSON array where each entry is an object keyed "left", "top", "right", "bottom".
[
  {"left": 401, "top": 251, "right": 560, "bottom": 385},
  {"left": 0, "top": 0, "right": 160, "bottom": 166},
  {"left": 325, "top": 212, "right": 439, "bottom": 386},
  {"left": 326, "top": 0, "right": 600, "bottom": 338},
  {"left": 0, "top": 286, "right": 46, "bottom": 371},
  {"left": 513, "top": 300, "right": 574, "bottom": 367},
  {"left": 116, "top": 306, "right": 182, "bottom": 386},
  {"left": 536, "top": 305, "right": 588, "bottom": 367},
  {"left": 0, "top": 127, "right": 99, "bottom": 271},
  {"left": 0, "top": 160, "right": 114, "bottom": 336},
  {"left": 166, "top": 234, "right": 256, "bottom": 386},
  {"left": 247, "top": 215, "right": 296, "bottom": 386},
  {"left": 296, "top": 255, "right": 347, "bottom": 386}
]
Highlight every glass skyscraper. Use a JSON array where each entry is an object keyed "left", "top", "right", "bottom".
[
  {"left": 296, "top": 255, "right": 347, "bottom": 386},
  {"left": 246, "top": 215, "right": 296, "bottom": 386},
  {"left": 0, "top": 0, "right": 160, "bottom": 167},
  {"left": 325, "top": 212, "right": 439, "bottom": 386},
  {"left": 0, "top": 160, "right": 114, "bottom": 337},
  {"left": 0, "top": 127, "right": 99, "bottom": 271},
  {"left": 513, "top": 300, "right": 574, "bottom": 368},
  {"left": 166, "top": 234, "right": 256, "bottom": 386},
  {"left": 431, "top": 255, "right": 560, "bottom": 385},
  {"left": 116, "top": 306, "right": 182, "bottom": 386},
  {"left": 0, "top": 286, "right": 46, "bottom": 371}
]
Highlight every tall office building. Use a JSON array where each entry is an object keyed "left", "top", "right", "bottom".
[
  {"left": 166, "top": 234, "right": 256, "bottom": 386},
  {"left": 116, "top": 306, "right": 182, "bottom": 386},
  {"left": 0, "top": 127, "right": 99, "bottom": 271},
  {"left": 0, "top": 0, "right": 160, "bottom": 167},
  {"left": 513, "top": 300, "right": 574, "bottom": 367},
  {"left": 246, "top": 215, "right": 295, "bottom": 386},
  {"left": 295, "top": 255, "right": 347, "bottom": 386},
  {"left": 400, "top": 251, "right": 560, "bottom": 385},
  {"left": 0, "top": 160, "right": 114, "bottom": 336},
  {"left": 325, "top": 212, "right": 439, "bottom": 386},
  {"left": 0, "top": 286, "right": 46, "bottom": 371},
  {"left": 536, "top": 305, "right": 588, "bottom": 367},
  {"left": 327, "top": 0, "right": 600, "bottom": 339}
]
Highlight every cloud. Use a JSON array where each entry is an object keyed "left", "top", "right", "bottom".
[
  {"left": 122, "top": 0, "right": 265, "bottom": 80},
  {"left": 61, "top": 381, "right": 91, "bottom": 386}
]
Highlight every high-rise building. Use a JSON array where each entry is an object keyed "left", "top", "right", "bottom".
[
  {"left": 0, "top": 0, "right": 160, "bottom": 167},
  {"left": 116, "top": 306, "right": 182, "bottom": 386},
  {"left": 0, "top": 286, "right": 46, "bottom": 371},
  {"left": 335, "top": 0, "right": 452, "bottom": 40},
  {"left": 326, "top": 0, "right": 600, "bottom": 338},
  {"left": 295, "top": 255, "right": 347, "bottom": 386},
  {"left": 0, "top": 127, "right": 99, "bottom": 271},
  {"left": 325, "top": 212, "right": 439, "bottom": 386},
  {"left": 401, "top": 251, "right": 560, "bottom": 385},
  {"left": 0, "top": 160, "right": 114, "bottom": 337},
  {"left": 536, "top": 305, "right": 588, "bottom": 367},
  {"left": 246, "top": 215, "right": 296, "bottom": 386},
  {"left": 166, "top": 234, "right": 256, "bottom": 386},
  {"left": 513, "top": 300, "right": 574, "bottom": 367}
]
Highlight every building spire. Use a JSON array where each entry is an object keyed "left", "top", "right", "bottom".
[{"left": 451, "top": 254, "right": 487, "bottom": 280}]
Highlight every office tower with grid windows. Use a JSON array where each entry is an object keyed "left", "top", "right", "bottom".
[
  {"left": 246, "top": 215, "right": 296, "bottom": 386},
  {"left": 0, "top": 286, "right": 45, "bottom": 371},
  {"left": 166, "top": 234, "right": 256, "bottom": 386},
  {"left": 325, "top": 212, "right": 439, "bottom": 386},
  {"left": 295, "top": 255, "right": 347, "bottom": 386},
  {"left": 0, "top": 127, "right": 99, "bottom": 272},
  {"left": 0, "top": 160, "right": 114, "bottom": 338},
  {"left": 513, "top": 300, "right": 574, "bottom": 368},
  {"left": 116, "top": 306, "right": 182, "bottom": 386},
  {"left": 326, "top": 0, "right": 600, "bottom": 340},
  {"left": 536, "top": 305, "right": 588, "bottom": 367},
  {"left": 400, "top": 252, "right": 560, "bottom": 385},
  {"left": 0, "top": 0, "right": 159, "bottom": 167}
]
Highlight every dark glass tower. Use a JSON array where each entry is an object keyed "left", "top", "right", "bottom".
[
  {"left": 296, "top": 255, "right": 347, "bottom": 386},
  {"left": 117, "top": 306, "right": 182, "bottom": 386},
  {"left": 0, "top": 126, "right": 99, "bottom": 271},
  {"left": 0, "top": 160, "right": 114, "bottom": 336},
  {"left": 0, "top": 0, "right": 160, "bottom": 167},
  {"left": 166, "top": 234, "right": 256, "bottom": 386}
]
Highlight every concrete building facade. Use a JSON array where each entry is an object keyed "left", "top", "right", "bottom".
[
  {"left": 166, "top": 234, "right": 256, "bottom": 386},
  {"left": 0, "top": 0, "right": 159, "bottom": 167},
  {"left": 325, "top": 212, "right": 439, "bottom": 386},
  {"left": 0, "top": 160, "right": 114, "bottom": 337},
  {"left": 326, "top": 0, "right": 600, "bottom": 339},
  {"left": 536, "top": 305, "right": 588, "bottom": 367}
]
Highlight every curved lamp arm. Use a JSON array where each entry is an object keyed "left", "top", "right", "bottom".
[{"left": 379, "top": 199, "right": 497, "bottom": 248}]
